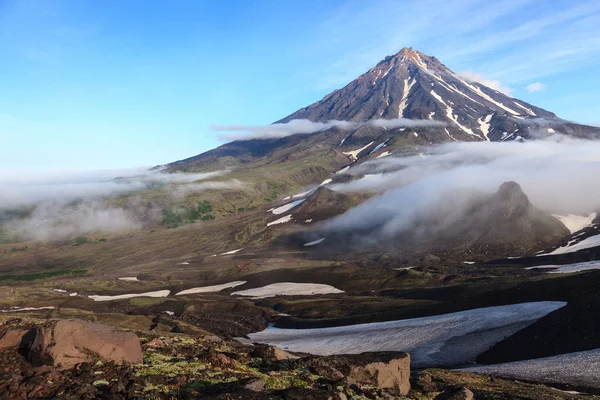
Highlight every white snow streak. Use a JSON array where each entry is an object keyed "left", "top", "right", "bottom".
[
  {"left": 477, "top": 113, "right": 494, "bottom": 141},
  {"left": 303, "top": 238, "right": 325, "bottom": 246},
  {"left": 267, "top": 214, "right": 293, "bottom": 226},
  {"left": 1, "top": 306, "right": 55, "bottom": 313},
  {"left": 398, "top": 79, "right": 416, "bottom": 117},
  {"left": 89, "top": 290, "right": 171, "bottom": 302},
  {"left": 376, "top": 151, "right": 391, "bottom": 159},
  {"left": 431, "top": 90, "right": 481, "bottom": 139},
  {"left": 271, "top": 199, "right": 306, "bottom": 215},
  {"left": 219, "top": 248, "right": 244, "bottom": 255},
  {"left": 118, "top": 277, "right": 139, "bottom": 282}
]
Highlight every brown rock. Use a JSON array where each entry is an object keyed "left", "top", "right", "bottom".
[
  {"left": 243, "top": 377, "right": 265, "bottom": 392},
  {"left": 251, "top": 345, "right": 299, "bottom": 362},
  {"left": 304, "top": 352, "right": 410, "bottom": 396},
  {"left": 21, "top": 319, "right": 142, "bottom": 369},
  {"left": 435, "top": 387, "right": 474, "bottom": 400},
  {"left": 0, "top": 329, "right": 27, "bottom": 350}
]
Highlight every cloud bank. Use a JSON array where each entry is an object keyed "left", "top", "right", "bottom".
[
  {"left": 213, "top": 118, "right": 446, "bottom": 141},
  {"left": 0, "top": 167, "right": 231, "bottom": 241},
  {"left": 326, "top": 136, "right": 600, "bottom": 240}
]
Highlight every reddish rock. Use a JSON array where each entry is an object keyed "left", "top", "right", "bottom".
[
  {"left": 0, "top": 330, "right": 27, "bottom": 350},
  {"left": 22, "top": 319, "right": 142, "bottom": 369}
]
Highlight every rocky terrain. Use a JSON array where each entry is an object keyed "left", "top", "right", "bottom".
[{"left": 0, "top": 317, "right": 595, "bottom": 399}]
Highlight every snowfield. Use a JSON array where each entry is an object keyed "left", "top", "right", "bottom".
[
  {"left": 176, "top": 281, "right": 247, "bottom": 295},
  {"left": 88, "top": 290, "right": 171, "bottom": 302},
  {"left": 553, "top": 213, "right": 596, "bottom": 234},
  {"left": 463, "top": 348, "right": 600, "bottom": 390},
  {"left": 543, "top": 233, "right": 600, "bottom": 255},
  {"left": 527, "top": 260, "right": 600, "bottom": 274},
  {"left": 247, "top": 302, "right": 566, "bottom": 368},
  {"left": 232, "top": 282, "right": 344, "bottom": 299}
]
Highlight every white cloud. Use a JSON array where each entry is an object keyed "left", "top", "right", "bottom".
[
  {"left": 326, "top": 137, "right": 600, "bottom": 240},
  {"left": 457, "top": 71, "right": 513, "bottom": 95},
  {"left": 213, "top": 118, "right": 445, "bottom": 141},
  {"left": 526, "top": 82, "right": 547, "bottom": 92}
]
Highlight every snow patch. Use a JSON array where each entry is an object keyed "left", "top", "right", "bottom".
[
  {"left": 176, "top": 281, "right": 247, "bottom": 295},
  {"left": 477, "top": 113, "right": 494, "bottom": 141},
  {"left": 52, "top": 289, "right": 67, "bottom": 293},
  {"left": 376, "top": 151, "right": 391, "bottom": 159},
  {"left": 233, "top": 282, "right": 344, "bottom": 299},
  {"left": 547, "top": 128, "right": 556, "bottom": 133},
  {"left": 320, "top": 179, "right": 333, "bottom": 186},
  {"left": 69, "top": 292, "right": 78, "bottom": 297},
  {"left": 343, "top": 142, "right": 374, "bottom": 161},
  {"left": 88, "top": 290, "right": 171, "bottom": 302},
  {"left": 267, "top": 215, "right": 293, "bottom": 227},
  {"left": 271, "top": 199, "right": 306, "bottom": 215},
  {"left": 118, "top": 277, "right": 139, "bottom": 282}
]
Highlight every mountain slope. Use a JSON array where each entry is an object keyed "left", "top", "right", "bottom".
[
  {"left": 168, "top": 48, "right": 600, "bottom": 172},
  {"left": 293, "top": 181, "right": 570, "bottom": 261}
]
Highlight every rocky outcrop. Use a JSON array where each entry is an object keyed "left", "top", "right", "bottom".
[
  {"left": 251, "top": 345, "right": 299, "bottom": 362},
  {"left": 0, "top": 329, "right": 27, "bottom": 350},
  {"left": 435, "top": 386, "right": 475, "bottom": 400},
  {"left": 302, "top": 352, "right": 411, "bottom": 396},
  {"left": 20, "top": 319, "right": 142, "bottom": 369}
]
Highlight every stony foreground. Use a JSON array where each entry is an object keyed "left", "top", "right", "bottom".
[{"left": 0, "top": 317, "right": 597, "bottom": 399}]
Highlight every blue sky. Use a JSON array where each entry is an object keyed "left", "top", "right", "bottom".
[{"left": 1, "top": 0, "right": 599, "bottom": 169}]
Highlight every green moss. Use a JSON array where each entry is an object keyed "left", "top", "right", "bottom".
[
  {"left": 129, "top": 297, "right": 168, "bottom": 307},
  {"left": 0, "top": 269, "right": 87, "bottom": 282}
]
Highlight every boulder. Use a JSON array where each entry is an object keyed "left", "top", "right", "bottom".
[
  {"left": 251, "top": 345, "right": 299, "bottom": 362},
  {"left": 304, "top": 352, "right": 410, "bottom": 396},
  {"left": 0, "top": 329, "right": 28, "bottom": 350},
  {"left": 21, "top": 319, "right": 142, "bottom": 369}
]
